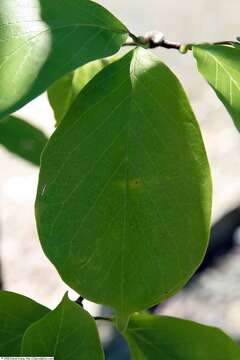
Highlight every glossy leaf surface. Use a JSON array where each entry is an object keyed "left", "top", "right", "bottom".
[
  {"left": 0, "top": 0, "right": 128, "bottom": 119},
  {"left": 125, "top": 314, "right": 240, "bottom": 359},
  {"left": 36, "top": 48, "right": 212, "bottom": 328},
  {"left": 0, "top": 291, "right": 49, "bottom": 356},
  {"left": 21, "top": 295, "right": 104, "bottom": 359},
  {"left": 193, "top": 44, "right": 240, "bottom": 130}
]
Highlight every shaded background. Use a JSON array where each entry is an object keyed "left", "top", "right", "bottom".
[{"left": 1, "top": 0, "right": 240, "bottom": 357}]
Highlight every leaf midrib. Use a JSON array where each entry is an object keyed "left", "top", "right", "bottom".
[{"left": 201, "top": 49, "right": 240, "bottom": 93}]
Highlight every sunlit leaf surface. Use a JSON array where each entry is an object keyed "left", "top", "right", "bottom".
[
  {"left": 0, "top": 0, "right": 128, "bottom": 119},
  {"left": 193, "top": 44, "right": 240, "bottom": 130},
  {"left": 36, "top": 48, "right": 212, "bottom": 329}
]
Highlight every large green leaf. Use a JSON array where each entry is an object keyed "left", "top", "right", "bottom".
[
  {"left": 0, "top": 116, "right": 48, "bottom": 165},
  {"left": 125, "top": 314, "right": 240, "bottom": 359},
  {"left": 0, "top": 0, "right": 128, "bottom": 119},
  {"left": 35, "top": 48, "right": 212, "bottom": 330},
  {"left": 21, "top": 294, "right": 104, "bottom": 359},
  {"left": 193, "top": 44, "right": 240, "bottom": 130},
  {"left": 48, "top": 57, "right": 116, "bottom": 125},
  {"left": 0, "top": 291, "right": 49, "bottom": 356}
]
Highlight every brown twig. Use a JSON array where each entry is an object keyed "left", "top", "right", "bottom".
[
  {"left": 75, "top": 297, "right": 112, "bottom": 322},
  {"left": 125, "top": 31, "right": 238, "bottom": 52},
  {"left": 94, "top": 316, "right": 113, "bottom": 322},
  {"left": 75, "top": 296, "right": 84, "bottom": 307}
]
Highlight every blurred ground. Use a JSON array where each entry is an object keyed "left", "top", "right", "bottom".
[{"left": 1, "top": 0, "right": 240, "bottom": 343}]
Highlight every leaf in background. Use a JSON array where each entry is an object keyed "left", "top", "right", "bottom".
[
  {"left": 0, "top": 291, "right": 49, "bottom": 356},
  {"left": 0, "top": 0, "right": 128, "bottom": 119},
  {"left": 36, "top": 48, "right": 212, "bottom": 330},
  {"left": 48, "top": 73, "right": 77, "bottom": 126},
  {"left": 233, "top": 42, "right": 240, "bottom": 49},
  {"left": 21, "top": 294, "right": 104, "bottom": 359},
  {"left": 125, "top": 314, "right": 240, "bottom": 360},
  {"left": 48, "top": 56, "right": 117, "bottom": 125},
  {"left": 193, "top": 44, "right": 240, "bottom": 130},
  {"left": 0, "top": 116, "right": 48, "bottom": 165}
]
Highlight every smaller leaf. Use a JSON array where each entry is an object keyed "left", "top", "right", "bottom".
[
  {"left": 48, "top": 57, "right": 116, "bottom": 125},
  {"left": 48, "top": 74, "right": 77, "bottom": 126},
  {"left": 124, "top": 314, "right": 240, "bottom": 360},
  {"left": 0, "top": 291, "right": 49, "bottom": 356},
  {"left": 233, "top": 42, "right": 240, "bottom": 49},
  {"left": 0, "top": 116, "right": 48, "bottom": 165},
  {"left": 193, "top": 44, "right": 240, "bottom": 130},
  {"left": 21, "top": 294, "right": 104, "bottom": 359}
]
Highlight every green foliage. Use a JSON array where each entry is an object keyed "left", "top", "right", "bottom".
[
  {"left": 48, "top": 73, "right": 78, "bottom": 126},
  {"left": 0, "top": 291, "right": 49, "bottom": 356},
  {"left": 21, "top": 295, "right": 104, "bottom": 359},
  {"left": 1, "top": 1, "right": 240, "bottom": 358},
  {"left": 125, "top": 314, "right": 240, "bottom": 359},
  {"left": 35, "top": 48, "right": 212, "bottom": 330},
  {"left": 0, "top": 116, "right": 48, "bottom": 165},
  {"left": 193, "top": 44, "right": 240, "bottom": 130},
  {"left": 48, "top": 57, "right": 117, "bottom": 125},
  {"left": 0, "top": 0, "right": 128, "bottom": 119}
]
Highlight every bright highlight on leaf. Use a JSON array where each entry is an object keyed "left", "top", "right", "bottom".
[
  {"left": 125, "top": 314, "right": 240, "bottom": 360},
  {"left": 0, "top": 291, "right": 49, "bottom": 356},
  {"left": 21, "top": 295, "right": 104, "bottom": 359},
  {"left": 0, "top": 0, "right": 128, "bottom": 119},
  {"left": 193, "top": 44, "right": 240, "bottom": 130},
  {"left": 36, "top": 48, "right": 212, "bottom": 329}
]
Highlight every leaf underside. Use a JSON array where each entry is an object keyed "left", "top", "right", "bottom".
[
  {"left": 36, "top": 48, "right": 212, "bottom": 328},
  {"left": 193, "top": 44, "right": 240, "bottom": 130},
  {"left": 0, "top": 0, "right": 128, "bottom": 119}
]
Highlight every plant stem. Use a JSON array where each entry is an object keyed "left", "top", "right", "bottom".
[
  {"left": 75, "top": 298, "right": 112, "bottom": 322},
  {"left": 75, "top": 296, "right": 84, "bottom": 307},
  {"left": 94, "top": 316, "right": 113, "bottom": 322},
  {"left": 75, "top": 296, "right": 113, "bottom": 322},
  {"left": 125, "top": 32, "right": 237, "bottom": 52}
]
